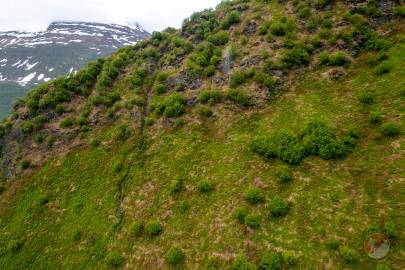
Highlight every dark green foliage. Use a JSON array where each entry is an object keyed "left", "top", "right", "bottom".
[
  {"left": 21, "top": 121, "right": 34, "bottom": 135},
  {"left": 129, "top": 221, "right": 143, "bottom": 237},
  {"left": 254, "top": 72, "right": 276, "bottom": 91},
  {"left": 393, "top": 6, "right": 405, "bottom": 17},
  {"left": 359, "top": 91, "right": 374, "bottom": 105},
  {"left": 182, "top": 9, "right": 218, "bottom": 39},
  {"left": 208, "top": 31, "right": 230, "bottom": 45},
  {"left": 226, "top": 89, "right": 252, "bottom": 107},
  {"left": 0, "top": 185, "right": 5, "bottom": 194},
  {"left": 221, "top": 11, "right": 241, "bottom": 29},
  {"left": 251, "top": 130, "right": 304, "bottom": 165},
  {"left": 38, "top": 194, "right": 50, "bottom": 206},
  {"left": 269, "top": 196, "right": 289, "bottom": 217},
  {"left": 166, "top": 247, "right": 185, "bottom": 265},
  {"left": 91, "top": 91, "right": 121, "bottom": 108},
  {"left": 369, "top": 111, "right": 382, "bottom": 124},
  {"left": 198, "top": 90, "right": 223, "bottom": 104},
  {"left": 198, "top": 106, "right": 214, "bottom": 118},
  {"left": 380, "top": 123, "right": 401, "bottom": 137},
  {"left": 282, "top": 251, "right": 298, "bottom": 267},
  {"left": 230, "top": 70, "right": 248, "bottom": 88},
  {"left": 169, "top": 178, "right": 183, "bottom": 195},
  {"left": 105, "top": 252, "right": 124, "bottom": 268},
  {"left": 339, "top": 246, "right": 359, "bottom": 264},
  {"left": 244, "top": 188, "right": 265, "bottom": 204},
  {"left": 384, "top": 221, "right": 398, "bottom": 238},
  {"left": 234, "top": 207, "right": 248, "bottom": 223},
  {"left": 260, "top": 252, "right": 283, "bottom": 270},
  {"left": 376, "top": 264, "right": 392, "bottom": 270},
  {"left": 145, "top": 221, "right": 162, "bottom": 236},
  {"left": 319, "top": 51, "right": 351, "bottom": 66},
  {"left": 32, "top": 115, "right": 48, "bottom": 130},
  {"left": 270, "top": 22, "right": 288, "bottom": 36},
  {"left": 197, "top": 180, "right": 214, "bottom": 193},
  {"left": 21, "top": 160, "right": 31, "bottom": 170},
  {"left": 326, "top": 239, "right": 341, "bottom": 250},
  {"left": 144, "top": 118, "right": 155, "bottom": 126},
  {"left": 7, "top": 239, "right": 24, "bottom": 254},
  {"left": 90, "top": 139, "right": 101, "bottom": 148},
  {"left": 60, "top": 117, "right": 74, "bottom": 128},
  {"left": 153, "top": 93, "right": 187, "bottom": 118},
  {"left": 282, "top": 48, "right": 310, "bottom": 67},
  {"left": 111, "top": 161, "right": 123, "bottom": 174},
  {"left": 244, "top": 213, "right": 261, "bottom": 229},
  {"left": 232, "top": 255, "right": 257, "bottom": 270},
  {"left": 275, "top": 166, "right": 292, "bottom": 183},
  {"left": 375, "top": 62, "right": 392, "bottom": 75},
  {"left": 155, "top": 83, "right": 166, "bottom": 95},
  {"left": 114, "top": 125, "right": 131, "bottom": 140}
]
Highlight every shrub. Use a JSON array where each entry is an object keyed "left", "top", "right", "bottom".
[
  {"left": 144, "top": 118, "right": 155, "bottom": 126},
  {"left": 114, "top": 125, "right": 131, "bottom": 140},
  {"left": 208, "top": 31, "right": 229, "bottom": 45},
  {"left": 166, "top": 247, "right": 185, "bottom": 265},
  {"left": 21, "top": 160, "right": 31, "bottom": 170},
  {"left": 282, "top": 48, "right": 310, "bottom": 67},
  {"left": 375, "top": 62, "right": 392, "bottom": 75},
  {"left": 33, "top": 115, "right": 48, "bottom": 129},
  {"left": 221, "top": 11, "right": 241, "bottom": 29},
  {"left": 325, "top": 239, "right": 341, "bottom": 250},
  {"left": 260, "top": 252, "right": 283, "bottom": 270},
  {"left": 232, "top": 255, "right": 258, "bottom": 270},
  {"left": 319, "top": 51, "right": 350, "bottom": 66},
  {"left": 226, "top": 89, "right": 252, "bottom": 107},
  {"left": 230, "top": 70, "right": 248, "bottom": 88},
  {"left": 169, "top": 178, "right": 183, "bottom": 195},
  {"left": 369, "top": 111, "right": 382, "bottom": 124},
  {"left": 7, "top": 239, "right": 24, "bottom": 254},
  {"left": 384, "top": 221, "right": 398, "bottom": 238},
  {"left": 376, "top": 264, "right": 392, "bottom": 270},
  {"left": 282, "top": 251, "right": 298, "bottom": 267},
  {"left": 270, "top": 22, "right": 287, "bottom": 36},
  {"left": 145, "top": 221, "right": 162, "bottom": 236},
  {"left": 339, "top": 246, "right": 359, "bottom": 264},
  {"left": 275, "top": 166, "right": 293, "bottom": 183},
  {"left": 254, "top": 72, "right": 276, "bottom": 91},
  {"left": 251, "top": 131, "right": 304, "bottom": 165},
  {"left": 106, "top": 252, "right": 124, "bottom": 268},
  {"left": 153, "top": 93, "right": 187, "bottom": 118},
  {"left": 60, "top": 117, "right": 74, "bottom": 128},
  {"left": 393, "top": 6, "right": 405, "bottom": 17},
  {"left": 244, "top": 188, "right": 265, "bottom": 204},
  {"left": 269, "top": 196, "right": 289, "bottom": 217},
  {"left": 359, "top": 91, "right": 374, "bottom": 105},
  {"left": 198, "top": 106, "right": 214, "bottom": 118},
  {"left": 21, "top": 121, "right": 34, "bottom": 135},
  {"left": 234, "top": 207, "right": 249, "bottom": 223},
  {"left": 244, "top": 213, "right": 261, "bottom": 229},
  {"left": 198, "top": 90, "right": 222, "bottom": 104},
  {"left": 380, "top": 123, "right": 401, "bottom": 137},
  {"left": 129, "top": 221, "right": 143, "bottom": 238},
  {"left": 155, "top": 83, "right": 166, "bottom": 94},
  {"left": 90, "top": 139, "right": 101, "bottom": 148},
  {"left": 197, "top": 180, "right": 214, "bottom": 193}
]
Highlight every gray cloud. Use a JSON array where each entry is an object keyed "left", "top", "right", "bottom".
[{"left": 0, "top": 0, "right": 222, "bottom": 32}]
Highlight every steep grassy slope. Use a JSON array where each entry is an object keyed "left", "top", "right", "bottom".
[{"left": 0, "top": 0, "right": 404, "bottom": 269}]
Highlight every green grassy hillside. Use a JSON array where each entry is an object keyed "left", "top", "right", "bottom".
[{"left": 0, "top": 0, "right": 404, "bottom": 269}]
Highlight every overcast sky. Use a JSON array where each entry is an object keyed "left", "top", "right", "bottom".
[{"left": 0, "top": 0, "right": 222, "bottom": 32}]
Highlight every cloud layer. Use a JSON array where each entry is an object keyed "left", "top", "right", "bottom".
[{"left": 0, "top": 0, "right": 221, "bottom": 32}]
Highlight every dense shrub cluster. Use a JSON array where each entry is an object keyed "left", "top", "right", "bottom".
[
  {"left": 252, "top": 121, "right": 357, "bottom": 164},
  {"left": 207, "top": 31, "right": 230, "bottom": 46},
  {"left": 226, "top": 89, "right": 253, "bottom": 107},
  {"left": 145, "top": 221, "right": 162, "bottom": 236},
  {"left": 152, "top": 93, "right": 187, "bottom": 118},
  {"left": 380, "top": 123, "right": 401, "bottom": 137},
  {"left": 197, "top": 180, "right": 214, "bottom": 193},
  {"left": 198, "top": 89, "right": 223, "bottom": 104},
  {"left": 275, "top": 166, "right": 293, "bottom": 183},
  {"left": 244, "top": 213, "right": 261, "bottom": 229},
  {"left": 182, "top": 9, "right": 218, "bottom": 39},
  {"left": 232, "top": 255, "right": 257, "bottom": 270},
  {"left": 221, "top": 11, "right": 241, "bottom": 30},
  {"left": 339, "top": 246, "right": 359, "bottom": 263},
  {"left": 129, "top": 221, "right": 143, "bottom": 237},
  {"left": 269, "top": 196, "right": 289, "bottom": 217},
  {"left": 105, "top": 252, "right": 124, "bottom": 268},
  {"left": 319, "top": 51, "right": 351, "bottom": 66},
  {"left": 187, "top": 42, "right": 222, "bottom": 77},
  {"left": 166, "top": 247, "right": 185, "bottom": 265},
  {"left": 244, "top": 188, "right": 265, "bottom": 204}
]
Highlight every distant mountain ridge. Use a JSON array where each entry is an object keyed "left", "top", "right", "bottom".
[{"left": 0, "top": 21, "right": 150, "bottom": 119}]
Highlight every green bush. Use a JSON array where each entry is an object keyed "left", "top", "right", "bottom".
[
  {"left": 369, "top": 111, "right": 382, "bottom": 124},
  {"left": 114, "top": 125, "right": 131, "bottom": 140},
  {"left": 380, "top": 123, "right": 401, "bottom": 137},
  {"left": 226, "top": 89, "right": 252, "bottom": 107},
  {"left": 244, "top": 213, "right": 261, "bottom": 229},
  {"left": 21, "top": 121, "right": 34, "bottom": 135},
  {"left": 230, "top": 70, "right": 248, "bottom": 88},
  {"left": 153, "top": 93, "right": 187, "bottom": 118},
  {"left": 60, "top": 117, "right": 74, "bottom": 128},
  {"left": 169, "top": 178, "right": 183, "bottom": 195},
  {"left": 232, "top": 255, "right": 257, "bottom": 270},
  {"left": 221, "top": 11, "right": 241, "bottom": 29},
  {"left": 155, "top": 83, "right": 166, "bottom": 94},
  {"left": 7, "top": 239, "right": 24, "bottom": 254},
  {"left": 339, "top": 246, "right": 359, "bottom": 264},
  {"left": 244, "top": 188, "right": 265, "bottom": 204},
  {"left": 393, "top": 6, "right": 405, "bottom": 17},
  {"left": 275, "top": 166, "right": 293, "bottom": 183},
  {"left": 270, "top": 22, "right": 287, "bottom": 36},
  {"left": 145, "top": 221, "right": 162, "bottom": 236},
  {"left": 319, "top": 51, "right": 350, "bottom": 66},
  {"left": 208, "top": 31, "right": 230, "bottom": 45},
  {"left": 198, "top": 106, "right": 214, "bottom": 118},
  {"left": 254, "top": 72, "right": 276, "bottom": 91},
  {"left": 32, "top": 115, "right": 48, "bottom": 129},
  {"left": 166, "top": 247, "right": 185, "bottom": 265},
  {"left": 376, "top": 264, "right": 392, "bottom": 270},
  {"left": 105, "top": 252, "right": 124, "bottom": 268},
  {"left": 260, "top": 252, "right": 283, "bottom": 270},
  {"left": 197, "top": 180, "right": 214, "bottom": 193},
  {"left": 234, "top": 207, "right": 249, "bottom": 223},
  {"left": 269, "top": 196, "right": 289, "bottom": 217},
  {"left": 21, "top": 160, "right": 31, "bottom": 170},
  {"left": 384, "top": 221, "right": 398, "bottom": 238},
  {"left": 282, "top": 48, "right": 310, "bottom": 67},
  {"left": 38, "top": 194, "right": 50, "bottom": 206},
  {"left": 129, "top": 221, "right": 143, "bottom": 237},
  {"left": 375, "top": 62, "right": 392, "bottom": 75},
  {"left": 90, "top": 139, "right": 101, "bottom": 148},
  {"left": 359, "top": 91, "right": 374, "bottom": 105},
  {"left": 251, "top": 131, "right": 304, "bottom": 165},
  {"left": 282, "top": 251, "right": 298, "bottom": 267},
  {"left": 198, "top": 90, "right": 222, "bottom": 104},
  {"left": 325, "top": 239, "right": 341, "bottom": 250}
]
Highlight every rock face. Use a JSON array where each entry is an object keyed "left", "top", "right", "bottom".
[{"left": 0, "top": 21, "right": 150, "bottom": 119}]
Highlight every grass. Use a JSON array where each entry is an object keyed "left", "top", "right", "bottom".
[{"left": 0, "top": 27, "right": 404, "bottom": 270}]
